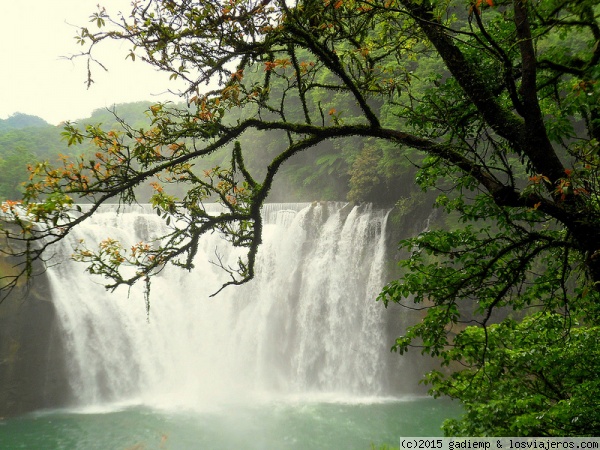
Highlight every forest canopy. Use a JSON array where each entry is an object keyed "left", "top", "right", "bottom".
[{"left": 1, "top": 0, "right": 599, "bottom": 436}]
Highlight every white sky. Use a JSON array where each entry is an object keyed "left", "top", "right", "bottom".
[{"left": 1, "top": 1, "right": 181, "bottom": 125}]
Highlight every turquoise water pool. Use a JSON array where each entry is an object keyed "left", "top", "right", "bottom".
[{"left": 0, "top": 396, "right": 461, "bottom": 449}]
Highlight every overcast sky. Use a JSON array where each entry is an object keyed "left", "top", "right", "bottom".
[{"left": 1, "top": 1, "right": 181, "bottom": 125}]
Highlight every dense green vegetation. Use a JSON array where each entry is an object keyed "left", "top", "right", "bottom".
[
  {"left": 0, "top": 114, "right": 54, "bottom": 200},
  {"left": 1, "top": 0, "right": 599, "bottom": 436},
  {"left": 1, "top": 101, "right": 399, "bottom": 203}
]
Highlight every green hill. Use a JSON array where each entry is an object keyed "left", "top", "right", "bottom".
[{"left": 0, "top": 113, "right": 49, "bottom": 132}]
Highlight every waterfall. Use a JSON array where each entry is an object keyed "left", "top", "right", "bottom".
[{"left": 44, "top": 202, "right": 407, "bottom": 410}]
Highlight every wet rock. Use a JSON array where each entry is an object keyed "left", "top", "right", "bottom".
[{"left": 0, "top": 225, "right": 71, "bottom": 417}]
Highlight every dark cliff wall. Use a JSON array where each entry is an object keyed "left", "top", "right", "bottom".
[
  {"left": 381, "top": 191, "right": 441, "bottom": 394},
  {"left": 0, "top": 231, "right": 71, "bottom": 418}
]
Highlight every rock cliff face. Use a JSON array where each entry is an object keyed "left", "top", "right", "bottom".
[{"left": 0, "top": 228, "right": 71, "bottom": 418}]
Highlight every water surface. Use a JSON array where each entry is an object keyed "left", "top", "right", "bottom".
[{"left": 1, "top": 397, "right": 460, "bottom": 449}]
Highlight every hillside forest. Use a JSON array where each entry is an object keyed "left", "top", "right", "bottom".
[{"left": 0, "top": 101, "right": 412, "bottom": 205}]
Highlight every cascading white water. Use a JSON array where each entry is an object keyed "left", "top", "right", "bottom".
[{"left": 45, "top": 202, "right": 404, "bottom": 410}]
